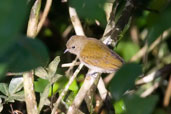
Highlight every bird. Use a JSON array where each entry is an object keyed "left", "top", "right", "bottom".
[{"left": 64, "top": 35, "right": 124, "bottom": 73}]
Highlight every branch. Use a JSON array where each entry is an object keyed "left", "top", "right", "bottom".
[
  {"left": 23, "top": 72, "right": 38, "bottom": 114},
  {"left": 163, "top": 75, "right": 171, "bottom": 107},
  {"left": 52, "top": 6, "right": 85, "bottom": 114},
  {"left": 67, "top": 74, "right": 100, "bottom": 114},
  {"left": 61, "top": 0, "right": 135, "bottom": 113},
  {"left": 136, "top": 64, "right": 171, "bottom": 85},
  {"left": 135, "top": 64, "right": 171, "bottom": 97},
  {"left": 24, "top": 0, "right": 41, "bottom": 114},
  {"left": 51, "top": 63, "right": 84, "bottom": 114},
  {"left": 110, "top": 0, "right": 135, "bottom": 43},
  {"left": 37, "top": 0, "right": 52, "bottom": 34},
  {"left": 130, "top": 29, "right": 170, "bottom": 62},
  {"left": 27, "top": 0, "right": 41, "bottom": 38},
  {"left": 102, "top": 0, "right": 135, "bottom": 46},
  {"left": 69, "top": 6, "right": 85, "bottom": 36}
]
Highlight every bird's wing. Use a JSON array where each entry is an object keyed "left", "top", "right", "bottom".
[{"left": 80, "top": 40, "right": 123, "bottom": 71}]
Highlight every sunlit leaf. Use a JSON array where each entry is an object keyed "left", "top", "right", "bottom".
[
  {"left": 48, "top": 56, "right": 60, "bottom": 77},
  {"left": 114, "top": 99, "right": 126, "bottom": 114},
  {"left": 34, "top": 78, "right": 49, "bottom": 93},
  {"left": 50, "top": 74, "right": 63, "bottom": 84},
  {"left": 0, "top": 83, "right": 9, "bottom": 96},
  {"left": 10, "top": 91, "right": 25, "bottom": 102},
  {"left": 38, "top": 84, "right": 51, "bottom": 112},
  {"left": 9, "top": 77, "right": 23, "bottom": 95},
  {"left": 69, "top": 79, "right": 78, "bottom": 92},
  {"left": 35, "top": 67, "right": 48, "bottom": 79},
  {"left": 48, "top": 76, "right": 68, "bottom": 97}
]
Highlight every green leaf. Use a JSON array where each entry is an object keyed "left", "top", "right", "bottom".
[
  {"left": 124, "top": 95, "right": 158, "bottom": 114},
  {"left": 48, "top": 76, "right": 68, "bottom": 97},
  {"left": 114, "top": 99, "right": 126, "bottom": 114},
  {"left": 10, "top": 91, "right": 25, "bottom": 102},
  {"left": 69, "top": 79, "right": 78, "bottom": 92},
  {"left": 69, "top": 0, "right": 107, "bottom": 27},
  {"left": 34, "top": 78, "right": 49, "bottom": 93},
  {"left": 0, "top": 83, "right": 9, "bottom": 96},
  {"left": 35, "top": 67, "right": 48, "bottom": 79},
  {"left": 50, "top": 74, "right": 63, "bottom": 84},
  {"left": 109, "top": 63, "right": 142, "bottom": 100},
  {"left": 48, "top": 56, "right": 60, "bottom": 77},
  {"left": 147, "top": 6, "right": 171, "bottom": 45},
  {"left": 9, "top": 77, "right": 23, "bottom": 95},
  {"left": 7, "top": 36, "right": 49, "bottom": 72},
  {"left": 38, "top": 84, "right": 51, "bottom": 112},
  {"left": 0, "top": 0, "right": 27, "bottom": 54},
  {"left": 116, "top": 41, "right": 139, "bottom": 61}
]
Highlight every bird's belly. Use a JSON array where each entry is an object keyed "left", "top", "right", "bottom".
[{"left": 81, "top": 60, "right": 114, "bottom": 73}]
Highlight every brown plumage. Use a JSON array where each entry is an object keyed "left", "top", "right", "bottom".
[{"left": 65, "top": 35, "right": 124, "bottom": 73}]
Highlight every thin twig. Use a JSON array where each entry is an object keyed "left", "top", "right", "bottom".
[
  {"left": 63, "top": 0, "right": 135, "bottom": 113},
  {"left": 97, "top": 77, "right": 108, "bottom": 100},
  {"left": 136, "top": 71, "right": 159, "bottom": 85},
  {"left": 140, "top": 81, "right": 159, "bottom": 97},
  {"left": 62, "top": 25, "right": 73, "bottom": 38},
  {"left": 52, "top": 5, "right": 86, "bottom": 113},
  {"left": 61, "top": 62, "right": 80, "bottom": 68},
  {"left": 67, "top": 74, "right": 101, "bottom": 114},
  {"left": 24, "top": 0, "right": 41, "bottom": 114},
  {"left": 136, "top": 64, "right": 171, "bottom": 85},
  {"left": 64, "top": 5, "right": 85, "bottom": 75},
  {"left": 51, "top": 63, "right": 84, "bottom": 114},
  {"left": 130, "top": 30, "right": 170, "bottom": 62},
  {"left": 69, "top": 7, "right": 85, "bottom": 36},
  {"left": 37, "top": 0, "right": 52, "bottom": 34},
  {"left": 65, "top": 57, "right": 79, "bottom": 76},
  {"left": 163, "top": 75, "right": 171, "bottom": 107},
  {"left": 27, "top": 0, "right": 41, "bottom": 38},
  {"left": 6, "top": 72, "right": 23, "bottom": 76}
]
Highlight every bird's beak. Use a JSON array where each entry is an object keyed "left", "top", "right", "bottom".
[{"left": 64, "top": 49, "right": 69, "bottom": 53}]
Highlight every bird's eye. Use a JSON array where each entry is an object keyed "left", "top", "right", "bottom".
[{"left": 72, "top": 46, "right": 75, "bottom": 49}]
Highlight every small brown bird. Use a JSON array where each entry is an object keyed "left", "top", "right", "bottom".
[{"left": 65, "top": 35, "right": 124, "bottom": 73}]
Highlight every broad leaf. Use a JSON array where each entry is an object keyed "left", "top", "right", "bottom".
[
  {"left": 10, "top": 91, "right": 25, "bottom": 102},
  {"left": 35, "top": 67, "right": 48, "bottom": 79},
  {"left": 109, "top": 63, "right": 142, "bottom": 100},
  {"left": 34, "top": 78, "right": 49, "bottom": 93},
  {"left": 9, "top": 77, "right": 23, "bottom": 95},
  {"left": 124, "top": 95, "right": 158, "bottom": 114},
  {"left": 69, "top": 0, "right": 107, "bottom": 27},
  {"left": 0, "top": 0, "right": 27, "bottom": 54},
  {"left": 48, "top": 56, "right": 60, "bottom": 77},
  {"left": 7, "top": 36, "right": 49, "bottom": 72},
  {"left": 0, "top": 83, "right": 9, "bottom": 96},
  {"left": 38, "top": 84, "right": 51, "bottom": 112}
]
